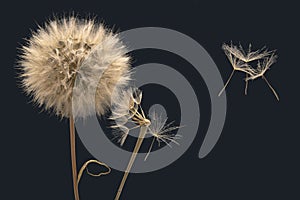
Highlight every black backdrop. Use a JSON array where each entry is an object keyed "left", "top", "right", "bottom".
[{"left": 2, "top": 0, "right": 299, "bottom": 199}]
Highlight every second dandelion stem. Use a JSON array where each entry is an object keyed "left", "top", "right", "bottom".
[{"left": 115, "top": 125, "right": 149, "bottom": 200}]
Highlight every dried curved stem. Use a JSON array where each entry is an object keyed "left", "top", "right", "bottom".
[
  {"left": 77, "top": 159, "right": 111, "bottom": 184},
  {"left": 69, "top": 116, "right": 80, "bottom": 200},
  {"left": 115, "top": 125, "right": 148, "bottom": 200}
]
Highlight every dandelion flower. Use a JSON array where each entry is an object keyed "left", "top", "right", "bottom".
[
  {"left": 18, "top": 16, "right": 131, "bottom": 200},
  {"left": 19, "top": 16, "right": 131, "bottom": 118}
]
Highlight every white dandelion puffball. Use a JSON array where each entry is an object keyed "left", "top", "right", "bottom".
[{"left": 19, "top": 17, "right": 131, "bottom": 118}]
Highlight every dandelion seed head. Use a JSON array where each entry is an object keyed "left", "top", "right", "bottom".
[
  {"left": 110, "top": 87, "right": 141, "bottom": 121},
  {"left": 110, "top": 87, "right": 144, "bottom": 145},
  {"left": 18, "top": 16, "right": 131, "bottom": 118}
]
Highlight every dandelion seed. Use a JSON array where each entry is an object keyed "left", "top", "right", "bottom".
[
  {"left": 245, "top": 53, "right": 280, "bottom": 100},
  {"left": 111, "top": 124, "right": 130, "bottom": 146},
  {"left": 246, "top": 53, "right": 277, "bottom": 80},
  {"left": 219, "top": 43, "right": 279, "bottom": 100},
  {"left": 222, "top": 43, "right": 272, "bottom": 63},
  {"left": 144, "top": 110, "right": 182, "bottom": 161},
  {"left": 219, "top": 43, "right": 256, "bottom": 96}
]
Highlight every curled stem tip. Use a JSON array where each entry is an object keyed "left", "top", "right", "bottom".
[{"left": 77, "top": 159, "right": 111, "bottom": 185}]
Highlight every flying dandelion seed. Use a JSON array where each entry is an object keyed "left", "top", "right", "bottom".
[
  {"left": 222, "top": 43, "right": 272, "bottom": 63},
  {"left": 145, "top": 110, "right": 182, "bottom": 161},
  {"left": 245, "top": 53, "right": 279, "bottom": 100},
  {"left": 18, "top": 16, "right": 131, "bottom": 200},
  {"left": 219, "top": 42, "right": 279, "bottom": 100},
  {"left": 219, "top": 43, "right": 256, "bottom": 96}
]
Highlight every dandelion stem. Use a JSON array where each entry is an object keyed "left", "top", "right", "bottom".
[
  {"left": 69, "top": 116, "right": 80, "bottom": 200},
  {"left": 262, "top": 75, "right": 279, "bottom": 101},
  {"left": 218, "top": 70, "right": 235, "bottom": 96},
  {"left": 115, "top": 125, "right": 148, "bottom": 200}
]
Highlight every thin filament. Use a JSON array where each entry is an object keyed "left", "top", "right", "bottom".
[
  {"left": 245, "top": 74, "right": 249, "bottom": 95},
  {"left": 218, "top": 70, "right": 235, "bottom": 96},
  {"left": 145, "top": 137, "right": 156, "bottom": 161},
  {"left": 262, "top": 75, "right": 280, "bottom": 101}
]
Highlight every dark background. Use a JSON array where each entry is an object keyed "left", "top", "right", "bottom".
[{"left": 2, "top": 0, "right": 299, "bottom": 199}]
